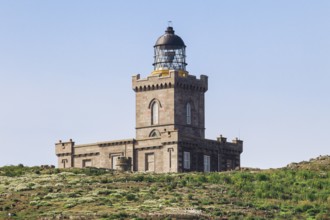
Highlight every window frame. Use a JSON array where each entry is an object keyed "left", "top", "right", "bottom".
[
  {"left": 82, "top": 159, "right": 92, "bottom": 168},
  {"left": 145, "top": 153, "right": 155, "bottom": 172},
  {"left": 186, "top": 103, "right": 191, "bottom": 125},
  {"left": 149, "top": 129, "right": 160, "bottom": 137},
  {"left": 183, "top": 151, "right": 191, "bottom": 169},
  {"left": 151, "top": 101, "right": 159, "bottom": 125},
  {"left": 61, "top": 159, "right": 68, "bottom": 168},
  {"left": 203, "top": 155, "right": 210, "bottom": 172}
]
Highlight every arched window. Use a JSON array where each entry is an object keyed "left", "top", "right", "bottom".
[
  {"left": 151, "top": 101, "right": 159, "bottom": 125},
  {"left": 149, "top": 129, "right": 160, "bottom": 137},
  {"left": 186, "top": 103, "right": 191, "bottom": 125}
]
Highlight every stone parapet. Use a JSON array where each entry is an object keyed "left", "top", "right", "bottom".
[
  {"left": 75, "top": 139, "right": 135, "bottom": 148},
  {"left": 55, "top": 139, "right": 74, "bottom": 156},
  {"left": 132, "top": 71, "right": 208, "bottom": 92}
]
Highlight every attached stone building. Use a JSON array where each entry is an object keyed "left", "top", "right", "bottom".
[{"left": 55, "top": 26, "right": 243, "bottom": 173}]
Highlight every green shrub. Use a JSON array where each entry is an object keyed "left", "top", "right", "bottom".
[
  {"left": 131, "top": 187, "right": 140, "bottom": 192},
  {"left": 223, "top": 175, "right": 232, "bottom": 184},
  {"left": 237, "top": 172, "right": 254, "bottom": 181},
  {"left": 126, "top": 193, "right": 137, "bottom": 201},
  {"left": 218, "top": 198, "right": 229, "bottom": 204},
  {"left": 307, "top": 193, "right": 316, "bottom": 201},
  {"left": 197, "top": 175, "right": 207, "bottom": 183},
  {"left": 316, "top": 213, "right": 330, "bottom": 220},
  {"left": 30, "top": 201, "right": 51, "bottom": 207},
  {"left": 307, "top": 207, "right": 320, "bottom": 217},
  {"left": 179, "top": 179, "right": 187, "bottom": 186},
  {"left": 64, "top": 203, "right": 76, "bottom": 208},
  {"left": 201, "top": 199, "right": 213, "bottom": 205},
  {"left": 108, "top": 212, "right": 129, "bottom": 219},
  {"left": 2, "top": 206, "right": 10, "bottom": 211},
  {"left": 169, "top": 198, "right": 177, "bottom": 203},
  {"left": 207, "top": 173, "right": 221, "bottom": 183},
  {"left": 131, "top": 175, "right": 144, "bottom": 182},
  {"left": 100, "top": 178, "right": 111, "bottom": 183},
  {"left": 97, "top": 189, "right": 113, "bottom": 195},
  {"left": 213, "top": 210, "right": 222, "bottom": 216},
  {"left": 164, "top": 175, "right": 174, "bottom": 183},
  {"left": 256, "top": 173, "right": 269, "bottom": 181},
  {"left": 29, "top": 201, "right": 38, "bottom": 206}
]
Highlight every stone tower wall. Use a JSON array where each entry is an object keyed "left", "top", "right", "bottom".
[
  {"left": 174, "top": 74, "right": 208, "bottom": 138},
  {"left": 132, "top": 71, "right": 208, "bottom": 139},
  {"left": 133, "top": 73, "right": 176, "bottom": 139},
  {"left": 55, "top": 140, "right": 74, "bottom": 168}
]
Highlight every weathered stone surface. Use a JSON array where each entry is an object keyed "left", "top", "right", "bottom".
[{"left": 55, "top": 71, "right": 243, "bottom": 173}]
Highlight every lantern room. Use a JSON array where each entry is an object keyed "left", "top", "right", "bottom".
[{"left": 152, "top": 26, "right": 187, "bottom": 76}]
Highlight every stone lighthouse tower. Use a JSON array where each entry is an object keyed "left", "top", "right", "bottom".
[
  {"left": 56, "top": 25, "right": 243, "bottom": 173},
  {"left": 133, "top": 26, "right": 207, "bottom": 141},
  {"left": 132, "top": 26, "right": 242, "bottom": 172}
]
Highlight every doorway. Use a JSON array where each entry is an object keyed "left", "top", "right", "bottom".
[{"left": 145, "top": 153, "right": 155, "bottom": 172}]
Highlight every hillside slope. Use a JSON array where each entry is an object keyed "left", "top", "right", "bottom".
[{"left": 0, "top": 156, "right": 329, "bottom": 219}]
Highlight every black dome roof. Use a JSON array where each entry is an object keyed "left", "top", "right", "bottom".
[{"left": 154, "top": 26, "right": 185, "bottom": 49}]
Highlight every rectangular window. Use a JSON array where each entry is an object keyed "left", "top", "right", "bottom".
[
  {"left": 61, "top": 159, "right": 68, "bottom": 168},
  {"left": 204, "top": 155, "right": 210, "bottom": 172},
  {"left": 184, "top": 151, "right": 190, "bottom": 169},
  {"left": 226, "top": 159, "right": 233, "bottom": 170},
  {"left": 111, "top": 155, "right": 121, "bottom": 170},
  {"left": 186, "top": 103, "right": 191, "bottom": 125},
  {"left": 82, "top": 159, "right": 92, "bottom": 168},
  {"left": 168, "top": 148, "right": 174, "bottom": 169}
]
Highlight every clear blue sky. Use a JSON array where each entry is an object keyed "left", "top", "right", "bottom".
[{"left": 0, "top": 1, "right": 329, "bottom": 168}]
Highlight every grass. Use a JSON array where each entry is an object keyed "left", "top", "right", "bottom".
[{"left": 0, "top": 156, "right": 329, "bottom": 219}]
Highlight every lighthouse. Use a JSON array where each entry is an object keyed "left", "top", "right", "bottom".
[{"left": 56, "top": 25, "right": 243, "bottom": 173}]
